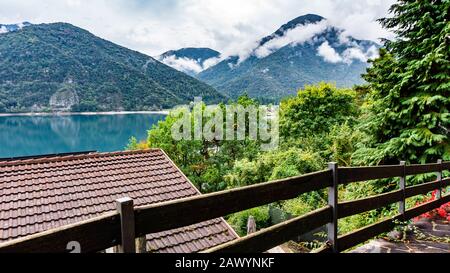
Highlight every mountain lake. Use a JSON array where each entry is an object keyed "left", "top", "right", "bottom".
[{"left": 0, "top": 113, "right": 166, "bottom": 159}]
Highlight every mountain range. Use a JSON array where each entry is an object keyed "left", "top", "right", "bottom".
[
  {"left": 0, "top": 14, "right": 380, "bottom": 112},
  {"left": 162, "top": 14, "right": 379, "bottom": 102},
  {"left": 0, "top": 23, "right": 225, "bottom": 112}
]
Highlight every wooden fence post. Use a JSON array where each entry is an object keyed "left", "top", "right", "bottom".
[
  {"left": 399, "top": 161, "right": 406, "bottom": 220},
  {"left": 247, "top": 216, "right": 257, "bottom": 235},
  {"left": 327, "top": 162, "right": 338, "bottom": 253},
  {"left": 436, "top": 159, "right": 443, "bottom": 199},
  {"left": 116, "top": 197, "right": 136, "bottom": 253},
  {"left": 136, "top": 237, "right": 147, "bottom": 253}
]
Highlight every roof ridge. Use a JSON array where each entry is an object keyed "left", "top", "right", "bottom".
[
  {"left": 0, "top": 149, "right": 162, "bottom": 167},
  {"left": 0, "top": 154, "right": 168, "bottom": 177}
]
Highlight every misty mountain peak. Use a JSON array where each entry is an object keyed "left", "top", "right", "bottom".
[
  {"left": 160, "top": 48, "right": 220, "bottom": 63},
  {"left": 260, "top": 14, "right": 326, "bottom": 47},
  {"left": 280, "top": 14, "right": 325, "bottom": 31}
]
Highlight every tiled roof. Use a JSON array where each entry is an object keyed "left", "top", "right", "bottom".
[{"left": 0, "top": 149, "right": 238, "bottom": 252}]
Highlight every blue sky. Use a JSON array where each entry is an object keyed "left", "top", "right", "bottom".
[{"left": 0, "top": 0, "right": 396, "bottom": 56}]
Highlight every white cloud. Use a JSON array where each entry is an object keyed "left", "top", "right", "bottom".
[
  {"left": 0, "top": 0, "right": 396, "bottom": 56},
  {"left": 158, "top": 55, "right": 223, "bottom": 74},
  {"left": 317, "top": 42, "right": 380, "bottom": 64},
  {"left": 202, "top": 57, "right": 222, "bottom": 70},
  {"left": 342, "top": 47, "right": 368, "bottom": 63},
  {"left": 254, "top": 20, "right": 329, "bottom": 58},
  {"left": 158, "top": 55, "right": 204, "bottom": 74},
  {"left": 317, "top": 41, "right": 343, "bottom": 63}
]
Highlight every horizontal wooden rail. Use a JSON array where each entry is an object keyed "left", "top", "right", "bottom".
[
  {"left": 338, "top": 190, "right": 403, "bottom": 219},
  {"left": 404, "top": 194, "right": 450, "bottom": 220},
  {"left": 0, "top": 212, "right": 120, "bottom": 253},
  {"left": 443, "top": 162, "right": 450, "bottom": 170},
  {"left": 338, "top": 194, "right": 450, "bottom": 252},
  {"left": 442, "top": 177, "right": 450, "bottom": 188},
  {"left": 405, "top": 163, "right": 442, "bottom": 176},
  {"left": 338, "top": 165, "right": 403, "bottom": 184},
  {"left": 203, "top": 206, "right": 332, "bottom": 253},
  {"left": 405, "top": 180, "right": 439, "bottom": 198},
  {"left": 134, "top": 170, "right": 332, "bottom": 236},
  {"left": 338, "top": 214, "right": 400, "bottom": 252}
]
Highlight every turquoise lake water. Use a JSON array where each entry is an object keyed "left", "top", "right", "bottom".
[{"left": 0, "top": 114, "right": 166, "bottom": 159}]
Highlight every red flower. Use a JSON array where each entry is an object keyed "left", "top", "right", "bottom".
[
  {"left": 431, "top": 190, "right": 437, "bottom": 200},
  {"left": 437, "top": 208, "right": 447, "bottom": 218}
]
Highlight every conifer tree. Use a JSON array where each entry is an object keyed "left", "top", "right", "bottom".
[{"left": 357, "top": 0, "right": 450, "bottom": 164}]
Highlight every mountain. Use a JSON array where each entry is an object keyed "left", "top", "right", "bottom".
[
  {"left": 0, "top": 23, "right": 225, "bottom": 113},
  {"left": 198, "top": 14, "right": 379, "bottom": 102},
  {"left": 157, "top": 47, "right": 221, "bottom": 77},
  {"left": 0, "top": 22, "right": 32, "bottom": 33}
]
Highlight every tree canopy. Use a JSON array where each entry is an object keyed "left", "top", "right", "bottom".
[{"left": 355, "top": 0, "right": 450, "bottom": 165}]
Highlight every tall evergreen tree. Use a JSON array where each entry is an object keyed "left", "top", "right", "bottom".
[{"left": 356, "top": 0, "right": 450, "bottom": 165}]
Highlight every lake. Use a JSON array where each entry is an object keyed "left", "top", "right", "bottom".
[{"left": 0, "top": 113, "right": 166, "bottom": 159}]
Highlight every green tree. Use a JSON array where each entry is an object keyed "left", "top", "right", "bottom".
[
  {"left": 280, "top": 82, "right": 358, "bottom": 140},
  {"left": 355, "top": 0, "right": 450, "bottom": 165},
  {"left": 131, "top": 95, "right": 262, "bottom": 193}
]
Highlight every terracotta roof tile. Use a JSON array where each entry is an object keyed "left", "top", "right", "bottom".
[{"left": 0, "top": 149, "right": 238, "bottom": 252}]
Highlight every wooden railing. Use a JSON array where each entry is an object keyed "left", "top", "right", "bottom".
[{"left": 0, "top": 160, "right": 449, "bottom": 253}]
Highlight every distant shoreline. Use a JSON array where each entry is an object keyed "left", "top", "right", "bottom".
[{"left": 0, "top": 111, "right": 170, "bottom": 117}]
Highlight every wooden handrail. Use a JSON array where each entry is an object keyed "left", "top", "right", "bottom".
[
  {"left": 0, "top": 160, "right": 448, "bottom": 253},
  {"left": 405, "top": 163, "right": 442, "bottom": 176},
  {"left": 338, "top": 194, "right": 450, "bottom": 252},
  {"left": 0, "top": 212, "right": 120, "bottom": 253},
  {"left": 338, "top": 165, "right": 404, "bottom": 184},
  {"left": 338, "top": 190, "right": 403, "bottom": 219},
  {"left": 203, "top": 206, "right": 332, "bottom": 253},
  {"left": 134, "top": 170, "right": 332, "bottom": 236}
]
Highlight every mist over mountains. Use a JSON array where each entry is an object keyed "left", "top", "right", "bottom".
[
  {"left": 157, "top": 48, "right": 221, "bottom": 77},
  {"left": 162, "top": 14, "right": 379, "bottom": 102}
]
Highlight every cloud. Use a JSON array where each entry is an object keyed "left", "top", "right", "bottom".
[
  {"left": 158, "top": 55, "right": 222, "bottom": 74},
  {"left": 317, "top": 41, "right": 343, "bottom": 63},
  {"left": 342, "top": 47, "right": 368, "bottom": 63},
  {"left": 0, "top": 0, "right": 396, "bottom": 56},
  {"left": 317, "top": 42, "right": 380, "bottom": 64},
  {"left": 254, "top": 20, "right": 329, "bottom": 58},
  {"left": 158, "top": 55, "right": 204, "bottom": 74},
  {"left": 202, "top": 57, "right": 222, "bottom": 70}
]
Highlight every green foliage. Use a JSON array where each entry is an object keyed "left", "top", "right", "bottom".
[
  {"left": 224, "top": 148, "right": 324, "bottom": 188},
  {"left": 280, "top": 82, "right": 358, "bottom": 140},
  {"left": 327, "top": 122, "right": 365, "bottom": 166},
  {"left": 226, "top": 207, "right": 271, "bottom": 236},
  {"left": 139, "top": 96, "right": 261, "bottom": 193},
  {"left": 355, "top": 0, "right": 450, "bottom": 166}
]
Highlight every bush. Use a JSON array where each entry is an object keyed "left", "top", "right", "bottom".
[{"left": 226, "top": 207, "right": 271, "bottom": 236}]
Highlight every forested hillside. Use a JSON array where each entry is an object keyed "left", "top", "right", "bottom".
[{"left": 0, "top": 23, "right": 225, "bottom": 112}]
